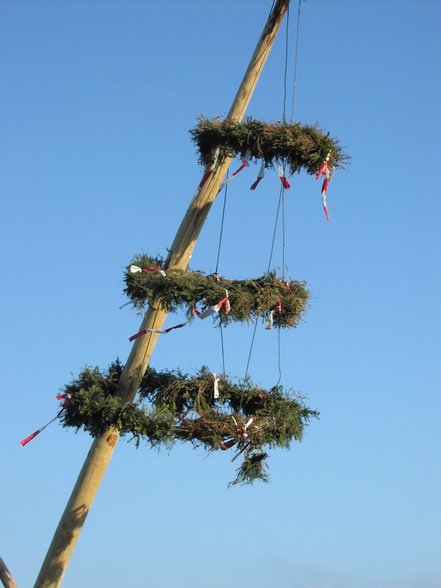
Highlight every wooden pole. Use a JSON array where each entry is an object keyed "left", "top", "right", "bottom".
[
  {"left": 34, "top": 2, "right": 290, "bottom": 586},
  {"left": 0, "top": 557, "right": 17, "bottom": 588}
]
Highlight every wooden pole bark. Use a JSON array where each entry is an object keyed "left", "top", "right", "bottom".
[
  {"left": 0, "top": 557, "right": 17, "bottom": 588},
  {"left": 34, "top": 2, "right": 290, "bottom": 586}
]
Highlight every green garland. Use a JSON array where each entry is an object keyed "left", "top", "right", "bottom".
[
  {"left": 124, "top": 254, "right": 309, "bottom": 328},
  {"left": 190, "top": 116, "right": 348, "bottom": 175},
  {"left": 60, "top": 362, "right": 318, "bottom": 486}
]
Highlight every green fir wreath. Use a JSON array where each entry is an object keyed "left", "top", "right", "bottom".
[
  {"left": 60, "top": 362, "right": 319, "bottom": 486},
  {"left": 124, "top": 254, "right": 310, "bottom": 329},
  {"left": 190, "top": 116, "right": 349, "bottom": 175}
]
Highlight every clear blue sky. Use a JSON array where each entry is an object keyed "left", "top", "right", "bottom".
[{"left": 2, "top": 1, "right": 441, "bottom": 587}]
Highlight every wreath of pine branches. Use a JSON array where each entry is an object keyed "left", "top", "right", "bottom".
[
  {"left": 124, "top": 254, "right": 309, "bottom": 328},
  {"left": 60, "top": 362, "right": 318, "bottom": 486},
  {"left": 190, "top": 116, "right": 349, "bottom": 175}
]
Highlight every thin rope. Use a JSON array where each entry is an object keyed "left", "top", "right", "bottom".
[
  {"left": 275, "top": 326, "right": 282, "bottom": 388},
  {"left": 242, "top": 184, "right": 285, "bottom": 400},
  {"left": 241, "top": 0, "right": 293, "bottom": 400},
  {"left": 242, "top": 0, "right": 299, "bottom": 403},
  {"left": 267, "top": 185, "right": 284, "bottom": 273},
  {"left": 268, "top": 0, "right": 276, "bottom": 18},
  {"left": 215, "top": 177, "right": 229, "bottom": 376},
  {"left": 290, "top": 0, "right": 302, "bottom": 123},
  {"left": 282, "top": 3, "right": 290, "bottom": 124},
  {"left": 281, "top": 188, "right": 286, "bottom": 278},
  {"left": 243, "top": 320, "right": 259, "bottom": 389},
  {"left": 215, "top": 180, "right": 228, "bottom": 274},
  {"left": 275, "top": 182, "right": 286, "bottom": 389},
  {"left": 219, "top": 322, "right": 226, "bottom": 377}
]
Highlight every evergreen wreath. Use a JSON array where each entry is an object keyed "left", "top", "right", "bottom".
[
  {"left": 60, "top": 362, "right": 319, "bottom": 486},
  {"left": 124, "top": 254, "right": 310, "bottom": 328},
  {"left": 190, "top": 116, "right": 349, "bottom": 175}
]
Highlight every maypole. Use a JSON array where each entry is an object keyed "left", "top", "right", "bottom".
[{"left": 34, "top": 2, "right": 291, "bottom": 586}]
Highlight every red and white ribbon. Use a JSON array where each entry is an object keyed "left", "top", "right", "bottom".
[
  {"left": 232, "top": 415, "right": 255, "bottom": 441},
  {"left": 250, "top": 160, "right": 265, "bottom": 190},
  {"left": 316, "top": 152, "right": 330, "bottom": 180},
  {"left": 129, "top": 264, "right": 166, "bottom": 277},
  {"left": 275, "top": 278, "right": 290, "bottom": 291},
  {"left": 199, "top": 145, "right": 220, "bottom": 189},
  {"left": 20, "top": 394, "right": 72, "bottom": 447},
  {"left": 275, "top": 158, "right": 291, "bottom": 189},
  {"left": 317, "top": 153, "right": 333, "bottom": 221},
  {"left": 218, "top": 149, "right": 251, "bottom": 193},
  {"left": 129, "top": 291, "right": 230, "bottom": 342},
  {"left": 212, "top": 373, "right": 220, "bottom": 399},
  {"left": 264, "top": 299, "right": 282, "bottom": 330},
  {"left": 129, "top": 314, "right": 196, "bottom": 341},
  {"left": 321, "top": 167, "right": 334, "bottom": 222},
  {"left": 193, "top": 290, "right": 230, "bottom": 319},
  {"left": 321, "top": 187, "right": 330, "bottom": 222},
  {"left": 222, "top": 415, "right": 256, "bottom": 451}
]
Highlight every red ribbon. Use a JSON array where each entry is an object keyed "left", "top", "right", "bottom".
[
  {"left": 317, "top": 153, "right": 332, "bottom": 221},
  {"left": 250, "top": 160, "right": 265, "bottom": 190},
  {"left": 129, "top": 265, "right": 166, "bottom": 276},
  {"left": 250, "top": 176, "right": 263, "bottom": 190},
  {"left": 20, "top": 429, "right": 43, "bottom": 447},
  {"left": 20, "top": 396, "right": 70, "bottom": 447},
  {"left": 276, "top": 158, "right": 291, "bottom": 189},
  {"left": 129, "top": 293, "right": 230, "bottom": 342},
  {"left": 129, "top": 321, "right": 188, "bottom": 342},
  {"left": 199, "top": 146, "right": 220, "bottom": 188},
  {"left": 199, "top": 169, "right": 212, "bottom": 189},
  {"left": 316, "top": 157, "right": 329, "bottom": 180}
]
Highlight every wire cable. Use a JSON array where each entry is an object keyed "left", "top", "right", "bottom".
[
  {"left": 215, "top": 180, "right": 228, "bottom": 276},
  {"left": 282, "top": 3, "right": 290, "bottom": 124},
  {"left": 242, "top": 183, "right": 285, "bottom": 395},
  {"left": 290, "top": 0, "right": 302, "bottom": 123},
  {"left": 215, "top": 178, "right": 229, "bottom": 377}
]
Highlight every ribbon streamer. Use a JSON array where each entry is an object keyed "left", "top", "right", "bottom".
[
  {"left": 20, "top": 395, "right": 72, "bottom": 447},
  {"left": 275, "top": 158, "right": 291, "bottom": 189},
  {"left": 129, "top": 291, "right": 230, "bottom": 342},
  {"left": 129, "top": 265, "right": 166, "bottom": 277},
  {"left": 199, "top": 145, "right": 220, "bottom": 188},
  {"left": 317, "top": 152, "right": 333, "bottom": 221},
  {"left": 275, "top": 278, "right": 290, "bottom": 291},
  {"left": 264, "top": 300, "right": 282, "bottom": 330},
  {"left": 321, "top": 170, "right": 333, "bottom": 222},
  {"left": 250, "top": 160, "right": 265, "bottom": 190},
  {"left": 222, "top": 415, "right": 256, "bottom": 451},
  {"left": 218, "top": 149, "right": 251, "bottom": 193},
  {"left": 316, "top": 152, "right": 330, "bottom": 180},
  {"left": 212, "top": 373, "right": 220, "bottom": 399}
]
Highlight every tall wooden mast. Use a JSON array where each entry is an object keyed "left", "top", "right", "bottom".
[{"left": 35, "top": 2, "right": 290, "bottom": 586}]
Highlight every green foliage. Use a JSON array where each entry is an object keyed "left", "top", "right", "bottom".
[
  {"left": 60, "top": 363, "right": 319, "bottom": 486},
  {"left": 190, "top": 116, "right": 349, "bottom": 175},
  {"left": 124, "top": 254, "right": 310, "bottom": 329},
  {"left": 229, "top": 452, "right": 269, "bottom": 487}
]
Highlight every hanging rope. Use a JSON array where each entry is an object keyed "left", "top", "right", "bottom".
[
  {"left": 241, "top": 179, "right": 285, "bottom": 409},
  {"left": 215, "top": 177, "right": 228, "bottom": 276},
  {"left": 242, "top": 0, "right": 302, "bottom": 397},
  {"left": 290, "top": 0, "right": 302, "bottom": 123},
  {"left": 215, "top": 175, "right": 229, "bottom": 377},
  {"left": 282, "top": 3, "right": 290, "bottom": 124}
]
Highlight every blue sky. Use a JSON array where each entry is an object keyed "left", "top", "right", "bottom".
[{"left": 1, "top": 1, "right": 441, "bottom": 587}]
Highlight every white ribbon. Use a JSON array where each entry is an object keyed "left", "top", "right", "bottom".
[{"left": 212, "top": 373, "right": 220, "bottom": 399}]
